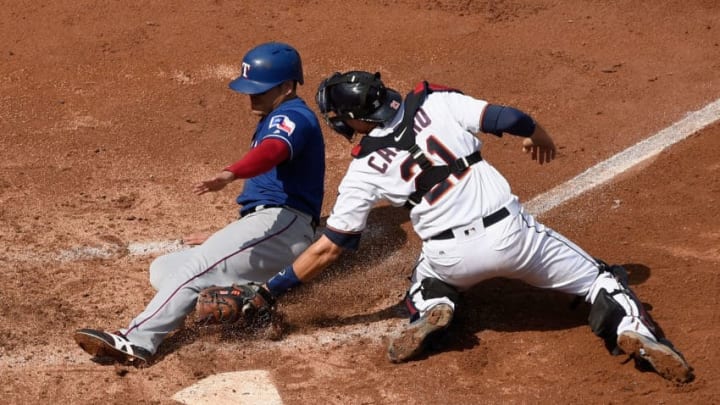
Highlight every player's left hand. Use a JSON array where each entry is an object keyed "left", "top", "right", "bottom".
[
  {"left": 193, "top": 171, "right": 235, "bottom": 195},
  {"left": 182, "top": 231, "right": 212, "bottom": 246}
]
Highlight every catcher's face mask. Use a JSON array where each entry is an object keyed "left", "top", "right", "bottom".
[
  {"left": 315, "top": 74, "right": 355, "bottom": 141},
  {"left": 315, "top": 71, "right": 396, "bottom": 141}
]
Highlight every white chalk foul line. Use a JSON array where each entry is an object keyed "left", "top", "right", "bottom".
[
  {"left": 524, "top": 98, "right": 720, "bottom": 216},
  {"left": 55, "top": 239, "right": 186, "bottom": 262},
  {"left": 127, "top": 240, "right": 185, "bottom": 256}
]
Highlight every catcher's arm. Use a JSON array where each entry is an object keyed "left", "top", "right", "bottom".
[
  {"left": 263, "top": 234, "right": 344, "bottom": 298},
  {"left": 479, "top": 104, "right": 556, "bottom": 165},
  {"left": 195, "top": 235, "right": 344, "bottom": 324}
]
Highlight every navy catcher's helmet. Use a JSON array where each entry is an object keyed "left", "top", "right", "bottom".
[
  {"left": 229, "top": 42, "right": 304, "bottom": 95},
  {"left": 315, "top": 71, "right": 402, "bottom": 139}
]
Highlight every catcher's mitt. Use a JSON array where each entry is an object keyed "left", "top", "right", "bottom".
[{"left": 195, "top": 283, "right": 276, "bottom": 325}]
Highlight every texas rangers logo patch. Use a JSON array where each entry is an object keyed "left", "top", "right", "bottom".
[
  {"left": 241, "top": 62, "right": 251, "bottom": 78},
  {"left": 269, "top": 115, "right": 296, "bottom": 135}
]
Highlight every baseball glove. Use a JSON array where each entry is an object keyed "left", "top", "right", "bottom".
[{"left": 195, "top": 283, "right": 276, "bottom": 325}]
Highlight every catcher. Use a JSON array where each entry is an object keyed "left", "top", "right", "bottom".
[
  {"left": 73, "top": 42, "right": 325, "bottom": 365},
  {"left": 209, "top": 70, "right": 693, "bottom": 383}
]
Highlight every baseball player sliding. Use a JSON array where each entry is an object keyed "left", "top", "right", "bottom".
[
  {"left": 234, "top": 70, "right": 692, "bottom": 383},
  {"left": 73, "top": 42, "right": 325, "bottom": 364}
]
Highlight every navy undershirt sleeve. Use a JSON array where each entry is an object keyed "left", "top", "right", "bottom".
[
  {"left": 323, "top": 228, "right": 361, "bottom": 250},
  {"left": 481, "top": 104, "right": 536, "bottom": 137}
]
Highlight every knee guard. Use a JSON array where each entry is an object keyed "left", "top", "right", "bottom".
[
  {"left": 588, "top": 288, "right": 626, "bottom": 353},
  {"left": 587, "top": 262, "right": 658, "bottom": 354},
  {"left": 405, "top": 278, "right": 460, "bottom": 322}
]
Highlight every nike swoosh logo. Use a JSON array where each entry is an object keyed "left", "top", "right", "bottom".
[{"left": 393, "top": 127, "right": 407, "bottom": 142}]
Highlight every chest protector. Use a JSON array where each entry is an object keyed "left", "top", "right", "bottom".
[{"left": 351, "top": 82, "right": 482, "bottom": 209}]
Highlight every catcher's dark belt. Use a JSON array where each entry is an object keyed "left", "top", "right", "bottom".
[{"left": 428, "top": 206, "right": 510, "bottom": 241}]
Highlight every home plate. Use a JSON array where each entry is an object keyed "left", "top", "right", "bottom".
[{"left": 172, "top": 370, "right": 283, "bottom": 405}]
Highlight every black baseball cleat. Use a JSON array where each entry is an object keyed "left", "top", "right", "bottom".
[
  {"left": 74, "top": 328, "right": 152, "bottom": 365},
  {"left": 616, "top": 331, "right": 694, "bottom": 383},
  {"left": 387, "top": 303, "right": 453, "bottom": 363}
]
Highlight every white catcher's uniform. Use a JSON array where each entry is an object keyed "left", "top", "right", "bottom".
[{"left": 326, "top": 91, "right": 655, "bottom": 341}]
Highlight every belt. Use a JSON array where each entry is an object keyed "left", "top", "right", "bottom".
[
  {"left": 241, "top": 204, "right": 318, "bottom": 229},
  {"left": 240, "top": 204, "right": 286, "bottom": 217},
  {"left": 428, "top": 206, "right": 510, "bottom": 241}
]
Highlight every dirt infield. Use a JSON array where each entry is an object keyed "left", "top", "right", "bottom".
[{"left": 1, "top": 1, "right": 719, "bottom": 404}]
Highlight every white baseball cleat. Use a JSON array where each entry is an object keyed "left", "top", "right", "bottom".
[
  {"left": 387, "top": 303, "right": 454, "bottom": 363},
  {"left": 74, "top": 328, "right": 152, "bottom": 365},
  {"left": 616, "top": 330, "right": 693, "bottom": 383}
]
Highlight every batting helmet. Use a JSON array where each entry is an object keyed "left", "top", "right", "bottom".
[
  {"left": 229, "top": 42, "right": 304, "bottom": 95},
  {"left": 316, "top": 71, "right": 402, "bottom": 139}
]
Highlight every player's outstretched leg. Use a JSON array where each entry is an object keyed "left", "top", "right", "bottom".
[
  {"left": 587, "top": 261, "right": 693, "bottom": 383},
  {"left": 387, "top": 303, "right": 454, "bottom": 363},
  {"left": 74, "top": 329, "right": 152, "bottom": 366}
]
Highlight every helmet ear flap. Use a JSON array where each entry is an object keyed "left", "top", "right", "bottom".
[
  {"left": 316, "top": 73, "right": 355, "bottom": 140},
  {"left": 316, "top": 73, "right": 342, "bottom": 114}
]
